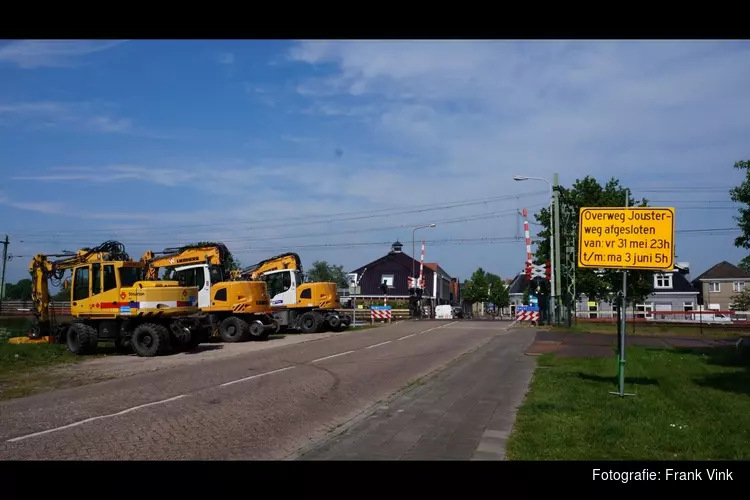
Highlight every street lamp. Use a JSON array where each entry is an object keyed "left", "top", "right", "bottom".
[
  {"left": 512, "top": 175, "right": 555, "bottom": 300},
  {"left": 412, "top": 224, "right": 437, "bottom": 287}
]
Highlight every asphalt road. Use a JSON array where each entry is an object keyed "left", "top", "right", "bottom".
[{"left": 0, "top": 319, "right": 520, "bottom": 460}]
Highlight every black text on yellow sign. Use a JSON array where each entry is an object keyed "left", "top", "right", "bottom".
[{"left": 577, "top": 207, "right": 676, "bottom": 271}]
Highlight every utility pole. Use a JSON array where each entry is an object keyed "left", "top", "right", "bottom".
[
  {"left": 552, "top": 173, "right": 562, "bottom": 325},
  {"left": 0, "top": 235, "right": 8, "bottom": 312}
]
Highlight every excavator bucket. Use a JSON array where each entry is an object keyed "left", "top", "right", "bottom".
[{"left": 7, "top": 335, "right": 54, "bottom": 345}]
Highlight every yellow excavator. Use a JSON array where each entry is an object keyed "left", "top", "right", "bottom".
[
  {"left": 232, "top": 252, "right": 352, "bottom": 334},
  {"left": 140, "top": 242, "right": 277, "bottom": 342},
  {"left": 9, "top": 240, "right": 202, "bottom": 357}
]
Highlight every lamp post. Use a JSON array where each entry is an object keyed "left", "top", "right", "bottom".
[
  {"left": 512, "top": 175, "right": 556, "bottom": 311},
  {"left": 412, "top": 224, "right": 437, "bottom": 284}
]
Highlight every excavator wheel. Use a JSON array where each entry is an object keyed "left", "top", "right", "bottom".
[
  {"left": 248, "top": 320, "right": 270, "bottom": 341},
  {"left": 66, "top": 323, "right": 98, "bottom": 355},
  {"left": 131, "top": 323, "right": 171, "bottom": 357},
  {"left": 327, "top": 314, "right": 342, "bottom": 330},
  {"left": 219, "top": 316, "right": 250, "bottom": 343},
  {"left": 298, "top": 311, "right": 322, "bottom": 334},
  {"left": 113, "top": 337, "right": 133, "bottom": 354},
  {"left": 313, "top": 312, "right": 327, "bottom": 333}
]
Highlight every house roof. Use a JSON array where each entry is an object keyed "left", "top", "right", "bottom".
[
  {"left": 508, "top": 272, "right": 527, "bottom": 295},
  {"left": 424, "top": 262, "right": 452, "bottom": 279},
  {"left": 693, "top": 261, "right": 750, "bottom": 281},
  {"left": 657, "top": 271, "right": 696, "bottom": 293},
  {"left": 349, "top": 250, "right": 421, "bottom": 276}
]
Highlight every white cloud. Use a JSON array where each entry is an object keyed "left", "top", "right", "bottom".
[
  {"left": 0, "top": 40, "right": 127, "bottom": 68},
  {"left": 0, "top": 101, "right": 132, "bottom": 133},
  {"left": 286, "top": 40, "right": 750, "bottom": 188}
]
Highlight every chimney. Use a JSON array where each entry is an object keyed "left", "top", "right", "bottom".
[{"left": 390, "top": 240, "right": 403, "bottom": 254}]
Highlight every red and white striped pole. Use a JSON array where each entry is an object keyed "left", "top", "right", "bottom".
[
  {"left": 418, "top": 240, "right": 425, "bottom": 288},
  {"left": 523, "top": 208, "right": 532, "bottom": 277}
]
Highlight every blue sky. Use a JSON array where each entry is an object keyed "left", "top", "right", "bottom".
[{"left": 1, "top": 39, "right": 749, "bottom": 286}]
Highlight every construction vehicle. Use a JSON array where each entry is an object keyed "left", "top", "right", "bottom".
[
  {"left": 233, "top": 252, "right": 352, "bottom": 334},
  {"left": 8, "top": 241, "right": 202, "bottom": 357},
  {"left": 140, "top": 242, "right": 277, "bottom": 342}
]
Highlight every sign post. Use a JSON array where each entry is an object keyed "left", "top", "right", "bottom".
[{"left": 577, "top": 203, "right": 675, "bottom": 398}]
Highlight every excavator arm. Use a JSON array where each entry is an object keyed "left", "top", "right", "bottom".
[
  {"left": 29, "top": 240, "right": 131, "bottom": 340},
  {"left": 141, "top": 243, "right": 232, "bottom": 280},
  {"left": 235, "top": 252, "right": 303, "bottom": 281}
]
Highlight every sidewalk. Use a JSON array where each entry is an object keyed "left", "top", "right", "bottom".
[{"left": 297, "top": 329, "right": 537, "bottom": 460}]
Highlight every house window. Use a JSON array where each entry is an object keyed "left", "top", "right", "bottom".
[
  {"left": 635, "top": 303, "right": 653, "bottom": 319},
  {"left": 733, "top": 281, "right": 745, "bottom": 292},
  {"left": 709, "top": 282, "right": 720, "bottom": 292},
  {"left": 381, "top": 274, "right": 394, "bottom": 288},
  {"left": 654, "top": 273, "right": 672, "bottom": 289},
  {"left": 683, "top": 302, "right": 694, "bottom": 320}
]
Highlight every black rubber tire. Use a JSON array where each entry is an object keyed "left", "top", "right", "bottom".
[
  {"left": 313, "top": 312, "right": 327, "bottom": 333},
  {"left": 298, "top": 311, "right": 321, "bottom": 334},
  {"left": 113, "top": 337, "right": 132, "bottom": 354},
  {"left": 67, "top": 323, "right": 98, "bottom": 355},
  {"left": 342, "top": 314, "right": 352, "bottom": 326},
  {"left": 327, "top": 314, "right": 342, "bottom": 329},
  {"left": 248, "top": 320, "right": 268, "bottom": 340},
  {"left": 219, "top": 316, "right": 250, "bottom": 343},
  {"left": 131, "top": 323, "right": 170, "bottom": 357},
  {"left": 269, "top": 320, "right": 281, "bottom": 335}
]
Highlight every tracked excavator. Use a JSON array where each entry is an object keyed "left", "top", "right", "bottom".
[
  {"left": 232, "top": 252, "right": 352, "bottom": 333},
  {"left": 8, "top": 241, "right": 202, "bottom": 357},
  {"left": 140, "top": 242, "right": 277, "bottom": 342}
]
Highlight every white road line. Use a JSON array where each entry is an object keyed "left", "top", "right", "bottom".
[
  {"left": 418, "top": 321, "right": 458, "bottom": 334},
  {"left": 398, "top": 333, "right": 417, "bottom": 340},
  {"left": 365, "top": 340, "right": 392, "bottom": 349},
  {"left": 311, "top": 350, "right": 355, "bottom": 363},
  {"left": 6, "top": 394, "right": 188, "bottom": 443},
  {"left": 219, "top": 366, "right": 295, "bottom": 387}
]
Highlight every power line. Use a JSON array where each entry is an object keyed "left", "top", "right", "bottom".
[{"left": 7, "top": 189, "right": 551, "bottom": 237}]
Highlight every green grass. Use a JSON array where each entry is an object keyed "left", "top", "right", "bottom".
[
  {"left": 506, "top": 345, "right": 750, "bottom": 460},
  {"left": 559, "top": 321, "right": 747, "bottom": 339},
  {"left": 0, "top": 342, "right": 89, "bottom": 400}
]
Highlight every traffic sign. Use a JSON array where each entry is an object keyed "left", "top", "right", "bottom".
[
  {"left": 518, "top": 305, "right": 539, "bottom": 312},
  {"left": 577, "top": 207, "right": 675, "bottom": 271}
]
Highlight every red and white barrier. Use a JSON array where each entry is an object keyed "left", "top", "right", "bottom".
[
  {"left": 371, "top": 309, "right": 392, "bottom": 320},
  {"left": 516, "top": 310, "right": 540, "bottom": 322}
]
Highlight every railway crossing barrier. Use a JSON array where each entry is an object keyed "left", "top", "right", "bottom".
[{"left": 371, "top": 305, "right": 392, "bottom": 324}]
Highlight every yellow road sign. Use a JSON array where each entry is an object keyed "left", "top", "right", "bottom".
[{"left": 577, "top": 207, "right": 675, "bottom": 270}]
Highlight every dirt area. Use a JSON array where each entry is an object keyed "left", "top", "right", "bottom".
[
  {"left": 526, "top": 330, "right": 741, "bottom": 358},
  {"left": 53, "top": 330, "right": 354, "bottom": 380}
]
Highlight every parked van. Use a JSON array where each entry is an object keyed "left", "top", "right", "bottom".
[{"left": 435, "top": 305, "right": 454, "bottom": 320}]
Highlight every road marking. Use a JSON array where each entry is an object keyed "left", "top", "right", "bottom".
[
  {"left": 418, "top": 321, "right": 458, "bottom": 335},
  {"left": 6, "top": 394, "right": 188, "bottom": 443},
  {"left": 398, "top": 333, "right": 417, "bottom": 340},
  {"left": 219, "top": 366, "right": 295, "bottom": 387},
  {"left": 365, "top": 340, "right": 391, "bottom": 349},
  {"left": 311, "top": 350, "right": 355, "bottom": 363}
]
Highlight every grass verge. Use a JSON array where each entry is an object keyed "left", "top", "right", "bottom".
[
  {"left": 505, "top": 345, "right": 750, "bottom": 460},
  {"left": 558, "top": 321, "right": 747, "bottom": 339},
  {"left": 0, "top": 342, "right": 95, "bottom": 401}
]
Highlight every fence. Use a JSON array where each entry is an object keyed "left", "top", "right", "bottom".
[
  {"left": 1, "top": 301, "right": 416, "bottom": 323},
  {"left": 574, "top": 308, "right": 750, "bottom": 326},
  {"left": 0, "top": 300, "right": 70, "bottom": 316}
]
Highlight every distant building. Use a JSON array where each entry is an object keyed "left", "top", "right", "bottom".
[{"left": 347, "top": 241, "right": 455, "bottom": 305}]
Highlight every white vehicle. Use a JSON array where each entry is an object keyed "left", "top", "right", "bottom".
[{"left": 435, "top": 304, "right": 454, "bottom": 320}]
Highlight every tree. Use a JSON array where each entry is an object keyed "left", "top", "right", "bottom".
[
  {"left": 730, "top": 289, "right": 750, "bottom": 311},
  {"left": 533, "top": 176, "right": 654, "bottom": 306},
  {"left": 462, "top": 268, "right": 490, "bottom": 305},
  {"left": 729, "top": 160, "right": 750, "bottom": 249},
  {"left": 522, "top": 289, "right": 530, "bottom": 305},
  {"left": 739, "top": 256, "right": 750, "bottom": 274},
  {"left": 487, "top": 274, "right": 510, "bottom": 314},
  {"left": 306, "top": 261, "right": 349, "bottom": 288},
  {"left": 4, "top": 279, "right": 32, "bottom": 301}
]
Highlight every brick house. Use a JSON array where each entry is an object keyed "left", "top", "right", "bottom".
[{"left": 691, "top": 260, "right": 750, "bottom": 312}]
